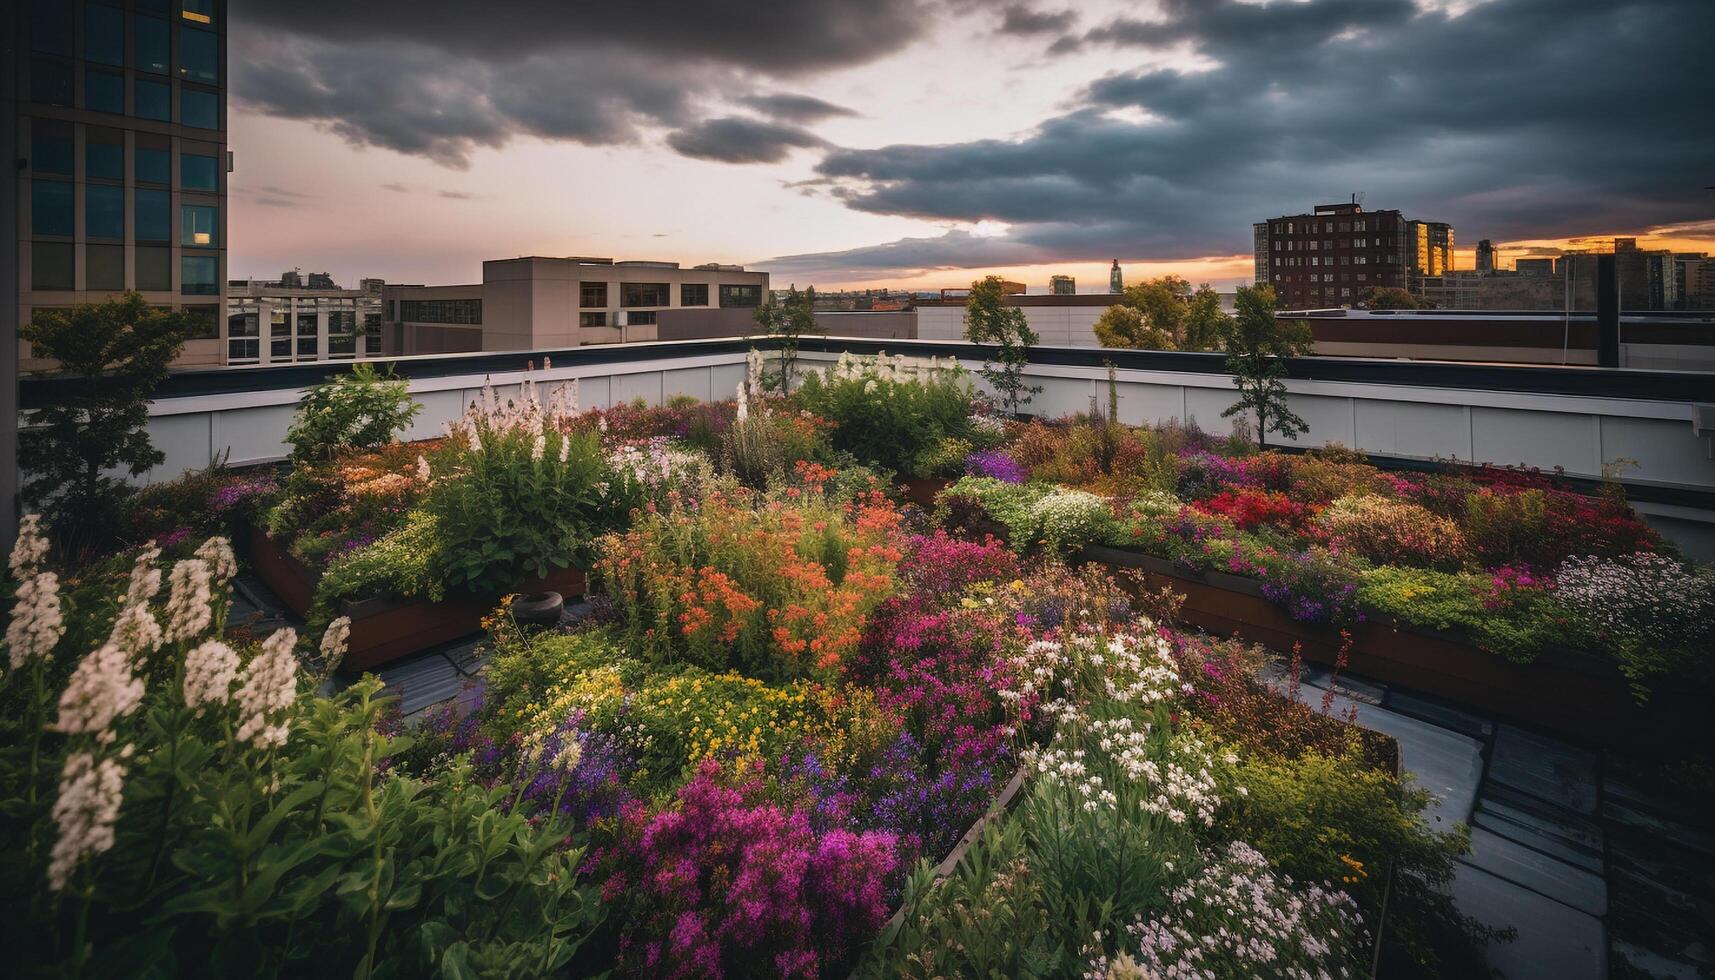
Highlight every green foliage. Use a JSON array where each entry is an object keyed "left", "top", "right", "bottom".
[
  {"left": 941, "top": 478, "right": 1116, "bottom": 557},
  {"left": 1092, "top": 275, "right": 1229, "bottom": 352},
  {"left": 795, "top": 358, "right": 979, "bottom": 478},
  {"left": 1218, "top": 749, "right": 1498, "bottom": 980},
  {"left": 19, "top": 293, "right": 194, "bottom": 556},
  {"left": 285, "top": 363, "right": 420, "bottom": 464},
  {"left": 1220, "top": 284, "right": 1313, "bottom": 448},
  {"left": 1182, "top": 284, "right": 1232, "bottom": 351},
  {"left": 719, "top": 410, "right": 831, "bottom": 489},
  {"left": 423, "top": 428, "right": 635, "bottom": 595},
  {"left": 963, "top": 276, "right": 1041, "bottom": 414},
  {"left": 1362, "top": 286, "right": 1422, "bottom": 310},
  {"left": 316, "top": 510, "right": 446, "bottom": 609},
  {"left": 1356, "top": 565, "right": 1575, "bottom": 663},
  {"left": 753, "top": 286, "right": 817, "bottom": 393}
]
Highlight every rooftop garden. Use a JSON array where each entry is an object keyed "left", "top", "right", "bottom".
[{"left": 5, "top": 329, "right": 1711, "bottom": 977}]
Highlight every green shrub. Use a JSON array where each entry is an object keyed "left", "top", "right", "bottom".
[
  {"left": 1357, "top": 565, "right": 1574, "bottom": 663},
  {"left": 795, "top": 354, "right": 984, "bottom": 478},
  {"left": 285, "top": 362, "right": 420, "bottom": 464},
  {"left": 317, "top": 509, "right": 446, "bottom": 609},
  {"left": 938, "top": 477, "right": 1115, "bottom": 557}
]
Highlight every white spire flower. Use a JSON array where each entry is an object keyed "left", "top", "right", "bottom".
[
  {"left": 10, "top": 513, "right": 51, "bottom": 578},
  {"left": 6, "top": 571, "right": 65, "bottom": 669},
  {"left": 467, "top": 425, "right": 482, "bottom": 453},
  {"left": 105, "top": 602, "right": 163, "bottom": 661},
  {"left": 735, "top": 379, "right": 749, "bottom": 422},
  {"left": 531, "top": 432, "right": 546, "bottom": 462},
  {"left": 47, "top": 750, "right": 128, "bottom": 891},
  {"left": 319, "top": 616, "right": 351, "bottom": 674},
  {"left": 559, "top": 437, "right": 571, "bottom": 465},
  {"left": 55, "top": 643, "right": 145, "bottom": 743},
  {"left": 182, "top": 640, "right": 240, "bottom": 713},
  {"left": 417, "top": 454, "right": 432, "bottom": 482},
  {"left": 162, "top": 558, "right": 214, "bottom": 643},
  {"left": 124, "top": 546, "right": 163, "bottom": 607},
  {"left": 194, "top": 536, "right": 238, "bottom": 584},
  {"left": 552, "top": 737, "right": 583, "bottom": 774},
  {"left": 234, "top": 628, "right": 299, "bottom": 749}
]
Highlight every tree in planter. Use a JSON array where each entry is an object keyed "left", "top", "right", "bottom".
[
  {"left": 753, "top": 285, "right": 816, "bottom": 393},
  {"left": 285, "top": 362, "right": 420, "bottom": 464},
  {"left": 18, "top": 293, "right": 193, "bottom": 556},
  {"left": 1221, "top": 285, "right": 1314, "bottom": 448},
  {"left": 964, "top": 276, "right": 1040, "bottom": 416}
]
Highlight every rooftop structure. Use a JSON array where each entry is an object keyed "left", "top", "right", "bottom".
[
  {"left": 1255, "top": 202, "right": 1454, "bottom": 309},
  {"left": 225, "top": 271, "right": 385, "bottom": 365}
]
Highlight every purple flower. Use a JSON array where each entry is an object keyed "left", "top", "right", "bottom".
[{"left": 965, "top": 449, "right": 1025, "bottom": 483}]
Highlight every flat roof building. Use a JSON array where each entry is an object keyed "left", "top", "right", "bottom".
[
  {"left": 226, "top": 272, "right": 384, "bottom": 365},
  {"left": 381, "top": 256, "right": 769, "bottom": 354},
  {"left": 1254, "top": 202, "right": 1453, "bottom": 309}
]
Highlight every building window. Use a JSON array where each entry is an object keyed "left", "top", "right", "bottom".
[
  {"left": 31, "top": 121, "right": 74, "bottom": 175},
  {"left": 136, "top": 246, "right": 171, "bottom": 290},
  {"left": 181, "top": 87, "right": 218, "bottom": 129},
  {"left": 297, "top": 336, "right": 317, "bottom": 359},
  {"left": 681, "top": 283, "right": 709, "bottom": 306},
  {"left": 181, "top": 255, "right": 218, "bottom": 295},
  {"left": 182, "top": 153, "right": 219, "bottom": 190},
  {"left": 85, "top": 69, "right": 125, "bottom": 114},
  {"left": 398, "top": 298, "right": 481, "bottom": 324},
  {"left": 32, "top": 60, "right": 74, "bottom": 106},
  {"left": 86, "top": 244, "right": 125, "bottom": 290},
  {"left": 182, "top": 304, "right": 219, "bottom": 339},
  {"left": 579, "top": 281, "right": 608, "bottom": 307},
  {"left": 135, "top": 15, "right": 170, "bottom": 73},
  {"left": 136, "top": 189, "right": 171, "bottom": 241},
  {"left": 87, "top": 185, "right": 125, "bottom": 239},
  {"left": 621, "top": 282, "right": 670, "bottom": 307},
  {"left": 626, "top": 310, "right": 658, "bottom": 326},
  {"left": 178, "top": 26, "right": 219, "bottom": 83},
  {"left": 135, "top": 79, "right": 172, "bottom": 121},
  {"left": 719, "top": 283, "right": 762, "bottom": 308},
  {"left": 32, "top": 180, "right": 74, "bottom": 237},
  {"left": 87, "top": 130, "right": 125, "bottom": 180},
  {"left": 136, "top": 144, "right": 170, "bottom": 184},
  {"left": 32, "top": 243, "right": 75, "bottom": 290},
  {"left": 579, "top": 312, "right": 607, "bottom": 327},
  {"left": 228, "top": 311, "right": 259, "bottom": 362},
  {"left": 86, "top": 3, "right": 126, "bottom": 65},
  {"left": 363, "top": 312, "right": 382, "bottom": 354},
  {"left": 180, "top": 0, "right": 214, "bottom": 25},
  {"left": 181, "top": 204, "right": 218, "bottom": 246}
]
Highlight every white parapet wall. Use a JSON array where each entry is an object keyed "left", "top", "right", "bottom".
[{"left": 84, "top": 337, "right": 1715, "bottom": 559}]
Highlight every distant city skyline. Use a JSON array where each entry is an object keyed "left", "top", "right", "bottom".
[{"left": 226, "top": 0, "right": 1714, "bottom": 293}]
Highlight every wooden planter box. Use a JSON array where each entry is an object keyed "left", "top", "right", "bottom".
[
  {"left": 1080, "top": 544, "right": 1645, "bottom": 741},
  {"left": 898, "top": 476, "right": 954, "bottom": 507},
  {"left": 247, "top": 525, "right": 587, "bottom": 674}
]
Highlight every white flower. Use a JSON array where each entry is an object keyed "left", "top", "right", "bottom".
[
  {"left": 417, "top": 454, "right": 432, "bottom": 482},
  {"left": 106, "top": 602, "right": 163, "bottom": 660},
  {"left": 319, "top": 616, "right": 352, "bottom": 673},
  {"left": 6, "top": 571, "right": 65, "bottom": 669},
  {"left": 552, "top": 738, "right": 583, "bottom": 774},
  {"left": 47, "top": 751, "right": 128, "bottom": 891},
  {"left": 194, "top": 536, "right": 238, "bottom": 584},
  {"left": 54, "top": 643, "right": 145, "bottom": 743},
  {"left": 234, "top": 628, "right": 299, "bottom": 749},
  {"left": 162, "top": 558, "right": 214, "bottom": 643},
  {"left": 531, "top": 432, "right": 547, "bottom": 462},
  {"left": 10, "top": 513, "right": 51, "bottom": 577},
  {"left": 124, "top": 546, "right": 162, "bottom": 607},
  {"left": 559, "top": 437, "right": 571, "bottom": 465},
  {"left": 735, "top": 380, "right": 750, "bottom": 422},
  {"left": 183, "top": 640, "right": 240, "bottom": 712}
]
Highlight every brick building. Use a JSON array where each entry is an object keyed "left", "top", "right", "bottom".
[{"left": 1254, "top": 203, "right": 1453, "bottom": 309}]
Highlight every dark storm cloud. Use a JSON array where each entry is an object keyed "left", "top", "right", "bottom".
[
  {"left": 997, "top": 5, "right": 1076, "bottom": 36},
  {"left": 666, "top": 118, "right": 828, "bottom": 165},
  {"left": 783, "top": 0, "right": 1714, "bottom": 280},
  {"left": 738, "top": 93, "right": 859, "bottom": 124}
]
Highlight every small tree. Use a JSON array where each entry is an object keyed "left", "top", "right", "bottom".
[
  {"left": 19, "top": 293, "right": 192, "bottom": 552},
  {"left": 1360, "top": 286, "right": 1421, "bottom": 310},
  {"left": 753, "top": 286, "right": 816, "bottom": 393},
  {"left": 1220, "top": 285, "right": 1314, "bottom": 448},
  {"left": 1182, "top": 284, "right": 1232, "bottom": 351},
  {"left": 1093, "top": 275, "right": 1192, "bottom": 350},
  {"left": 964, "top": 276, "right": 1040, "bottom": 415},
  {"left": 286, "top": 362, "right": 421, "bottom": 464}
]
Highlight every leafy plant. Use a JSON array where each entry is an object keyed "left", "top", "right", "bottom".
[
  {"left": 1220, "top": 284, "right": 1313, "bottom": 448},
  {"left": 963, "top": 276, "right": 1041, "bottom": 415},
  {"left": 753, "top": 286, "right": 816, "bottom": 393},
  {"left": 794, "top": 353, "right": 980, "bottom": 478},
  {"left": 285, "top": 362, "right": 420, "bottom": 464}
]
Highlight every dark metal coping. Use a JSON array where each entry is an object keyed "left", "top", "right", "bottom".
[{"left": 19, "top": 335, "right": 1715, "bottom": 411}]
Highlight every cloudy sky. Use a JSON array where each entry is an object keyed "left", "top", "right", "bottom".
[{"left": 228, "top": 0, "right": 1714, "bottom": 292}]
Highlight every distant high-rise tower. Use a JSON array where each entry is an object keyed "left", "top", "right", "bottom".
[
  {"left": 1476, "top": 239, "right": 1496, "bottom": 274},
  {"left": 1049, "top": 275, "right": 1075, "bottom": 295},
  {"left": 1109, "top": 260, "right": 1123, "bottom": 294}
]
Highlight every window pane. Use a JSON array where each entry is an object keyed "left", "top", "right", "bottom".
[
  {"left": 297, "top": 336, "right": 317, "bottom": 358},
  {"left": 681, "top": 283, "right": 709, "bottom": 306},
  {"left": 329, "top": 333, "right": 356, "bottom": 355},
  {"left": 181, "top": 204, "right": 218, "bottom": 246},
  {"left": 181, "top": 255, "right": 218, "bottom": 295},
  {"left": 180, "top": 0, "right": 214, "bottom": 25},
  {"left": 87, "top": 133, "right": 125, "bottom": 180},
  {"left": 135, "top": 16, "right": 170, "bottom": 74},
  {"left": 85, "top": 4, "right": 125, "bottom": 65},
  {"left": 579, "top": 281, "right": 607, "bottom": 307},
  {"left": 136, "top": 188, "right": 171, "bottom": 241},
  {"left": 178, "top": 27, "right": 218, "bottom": 83},
  {"left": 31, "top": 0, "right": 73, "bottom": 54},
  {"left": 270, "top": 308, "right": 289, "bottom": 336},
  {"left": 32, "top": 180, "right": 74, "bottom": 236},
  {"left": 182, "top": 304, "right": 219, "bottom": 339},
  {"left": 85, "top": 69, "right": 125, "bottom": 114},
  {"left": 228, "top": 312, "right": 258, "bottom": 337},
  {"left": 32, "top": 60, "right": 74, "bottom": 106},
  {"left": 181, "top": 88, "right": 218, "bottom": 129},
  {"left": 87, "top": 185, "right": 125, "bottom": 239},
  {"left": 87, "top": 244, "right": 126, "bottom": 290},
  {"left": 719, "top": 283, "right": 762, "bottom": 308},
  {"left": 136, "top": 146, "right": 171, "bottom": 183},
  {"left": 620, "top": 282, "right": 670, "bottom": 307},
  {"left": 181, "top": 153, "right": 219, "bottom": 190},
  {"left": 31, "top": 122, "right": 74, "bottom": 175},
  {"left": 32, "top": 243, "right": 75, "bottom": 290},
  {"left": 135, "top": 79, "right": 172, "bottom": 121},
  {"left": 579, "top": 312, "right": 607, "bottom": 327},
  {"left": 136, "top": 246, "right": 171, "bottom": 290}
]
